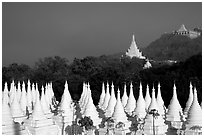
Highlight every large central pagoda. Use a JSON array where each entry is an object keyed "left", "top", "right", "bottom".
[{"left": 125, "top": 35, "right": 146, "bottom": 59}]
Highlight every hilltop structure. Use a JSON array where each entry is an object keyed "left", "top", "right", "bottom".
[
  {"left": 126, "top": 35, "right": 146, "bottom": 59},
  {"left": 173, "top": 24, "right": 201, "bottom": 39}
]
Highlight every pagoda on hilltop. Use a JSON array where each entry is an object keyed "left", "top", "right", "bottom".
[{"left": 125, "top": 35, "right": 146, "bottom": 59}]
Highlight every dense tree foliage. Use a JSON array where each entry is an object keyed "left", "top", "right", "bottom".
[{"left": 143, "top": 34, "right": 201, "bottom": 61}]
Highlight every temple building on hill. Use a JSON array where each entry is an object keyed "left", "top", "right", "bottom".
[
  {"left": 173, "top": 24, "right": 201, "bottom": 39},
  {"left": 125, "top": 35, "right": 146, "bottom": 59}
]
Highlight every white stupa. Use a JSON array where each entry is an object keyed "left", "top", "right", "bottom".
[
  {"left": 16, "top": 81, "right": 22, "bottom": 102},
  {"left": 79, "top": 82, "right": 86, "bottom": 105},
  {"left": 80, "top": 83, "right": 89, "bottom": 114},
  {"left": 145, "top": 84, "right": 151, "bottom": 110},
  {"left": 10, "top": 83, "right": 26, "bottom": 124},
  {"left": 26, "top": 80, "right": 33, "bottom": 113},
  {"left": 184, "top": 82, "right": 193, "bottom": 117},
  {"left": 125, "top": 35, "right": 146, "bottom": 59},
  {"left": 166, "top": 83, "right": 184, "bottom": 129},
  {"left": 31, "top": 83, "right": 36, "bottom": 106},
  {"left": 3, "top": 82, "right": 10, "bottom": 105},
  {"left": 112, "top": 88, "right": 131, "bottom": 129},
  {"left": 133, "top": 82, "right": 146, "bottom": 118},
  {"left": 125, "top": 82, "right": 136, "bottom": 115},
  {"left": 156, "top": 82, "right": 166, "bottom": 117},
  {"left": 83, "top": 84, "right": 102, "bottom": 127},
  {"left": 143, "top": 86, "right": 167, "bottom": 135},
  {"left": 59, "top": 81, "right": 74, "bottom": 125},
  {"left": 143, "top": 59, "right": 152, "bottom": 69},
  {"left": 105, "top": 82, "right": 117, "bottom": 117},
  {"left": 185, "top": 87, "right": 202, "bottom": 135},
  {"left": 101, "top": 82, "right": 110, "bottom": 111},
  {"left": 20, "top": 81, "right": 28, "bottom": 115},
  {"left": 122, "top": 83, "right": 128, "bottom": 107},
  {"left": 40, "top": 86, "right": 53, "bottom": 118},
  {"left": 2, "top": 90, "right": 26, "bottom": 135},
  {"left": 24, "top": 87, "right": 59, "bottom": 135},
  {"left": 98, "top": 82, "right": 106, "bottom": 109},
  {"left": 9, "top": 80, "right": 15, "bottom": 105}
]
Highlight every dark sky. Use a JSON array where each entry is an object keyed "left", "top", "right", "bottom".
[{"left": 2, "top": 2, "right": 202, "bottom": 66}]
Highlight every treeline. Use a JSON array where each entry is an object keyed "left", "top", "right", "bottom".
[{"left": 2, "top": 54, "right": 202, "bottom": 108}]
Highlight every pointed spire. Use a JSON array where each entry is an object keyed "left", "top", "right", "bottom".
[
  {"left": 41, "top": 85, "right": 51, "bottom": 114},
  {"left": 27, "top": 80, "right": 32, "bottom": 113},
  {"left": 145, "top": 84, "right": 151, "bottom": 110},
  {"left": 105, "top": 82, "right": 116, "bottom": 117},
  {"left": 185, "top": 87, "right": 202, "bottom": 128},
  {"left": 133, "top": 82, "right": 146, "bottom": 118},
  {"left": 31, "top": 87, "right": 47, "bottom": 121},
  {"left": 20, "top": 81, "right": 27, "bottom": 114},
  {"left": 184, "top": 81, "right": 194, "bottom": 116},
  {"left": 156, "top": 82, "right": 166, "bottom": 116},
  {"left": 98, "top": 82, "right": 106, "bottom": 108},
  {"left": 166, "top": 82, "right": 183, "bottom": 122},
  {"left": 147, "top": 86, "right": 158, "bottom": 111},
  {"left": 122, "top": 83, "right": 128, "bottom": 107},
  {"left": 3, "top": 82, "right": 9, "bottom": 105},
  {"left": 101, "top": 82, "right": 110, "bottom": 110},
  {"left": 125, "top": 82, "right": 136, "bottom": 115},
  {"left": 112, "top": 88, "right": 129, "bottom": 124},
  {"left": 16, "top": 81, "right": 22, "bottom": 102}
]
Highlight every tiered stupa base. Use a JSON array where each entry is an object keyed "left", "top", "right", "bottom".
[
  {"left": 2, "top": 124, "right": 27, "bottom": 135},
  {"left": 24, "top": 118, "right": 59, "bottom": 135}
]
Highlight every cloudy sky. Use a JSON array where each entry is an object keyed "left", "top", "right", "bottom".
[{"left": 2, "top": 2, "right": 201, "bottom": 66}]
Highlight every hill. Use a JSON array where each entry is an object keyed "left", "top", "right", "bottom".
[{"left": 142, "top": 33, "right": 202, "bottom": 61}]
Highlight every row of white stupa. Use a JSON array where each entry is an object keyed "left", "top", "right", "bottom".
[
  {"left": 94, "top": 82, "right": 202, "bottom": 135},
  {"left": 2, "top": 80, "right": 202, "bottom": 135},
  {"left": 2, "top": 80, "right": 75, "bottom": 135}
]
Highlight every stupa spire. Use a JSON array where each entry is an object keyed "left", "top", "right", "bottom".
[
  {"left": 20, "top": 81, "right": 27, "bottom": 114},
  {"left": 98, "top": 82, "right": 106, "bottom": 108},
  {"left": 156, "top": 82, "right": 166, "bottom": 116},
  {"left": 184, "top": 82, "right": 194, "bottom": 117},
  {"left": 145, "top": 84, "right": 151, "bottom": 110},
  {"left": 133, "top": 82, "right": 146, "bottom": 118},
  {"left": 185, "top": 87, "right": 202, "bottom": 134},
  {"left": 125, "top": 82, "right": 136, "bottom": 115},
  {"left": 101, "top": 82, "right": 110, "bottom": 110},
  {"left": 105, "top": 82, "right": 116, "bottom": 117},
  {"left": 122, "top": 83, "right": 128, "bottom": 107}
]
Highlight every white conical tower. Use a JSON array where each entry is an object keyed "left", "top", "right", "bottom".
[
  {"left": 105, "top": 82, "right": 117, "bottom": 117},
  {"left": 185, "top": 87, "right": 202, "bottom": 130},
  {"left": 31, "top": 83, "right": 36, "bottom": 106},
  {"left": 98, "top": 82, "right": 106, "bottom": 109},
  {"left": 79, "top": 82, "right": 86, "bottom": 105},
  {"left": 26, "top": 80, "right": 33, "bottom": 113},
  {"left": 3, "top": 82, "right": 10, "bottom": 105},
  {"left": 24, "top": 86, "right": 59, "bottom": 135},
  {"left": 145, "top": 84, "right": 151, "bottom": 110},
  {"left": 2, "top": 90, "right": 21, "bottom": 135},
  {"left": 112, "top": 88, "right": 130, "bottom": 128},
  {"left": 122, "top": 83, "right": 128, "bottom": 107},
  {"left": 80, "top": 83, "right": 88, "bottom": 111},
  {"left": 40, "top": 86, "right": 51, "bottom": 116},
  {"left": 83, "top": 85, "right": 102, "bottom": 127},
  {"left": 125, "top": 35, "right": 146, "bottom": 59},
  {"left": 59, "top": 81, "right": 73, "bottom": 114},
  {"left": 101, "top": 82, "right": 110, "bottom": 111},
  {"left": 16, "top": 81, "right": 22, "bottom": 102},
  {"left": 133, "top": 82, "right": 146, "bottom": 118},
  {"left": 20, "top": 81, "right": 28, "bottom": 115},
  {"left": 184, "top": 82, "right": 193, "bottom": 117},
  {"left": 31, "top": 88, "right": 47, "bottom": 121},
  {"left": 10, "top": 84, "right": 24, "bottom": 118},
  {"left": 166, "top": 83, "right": 183, "bottom": 122},
  {"left": 125, "top": 82, "right": 136, "bottom": 115},
  {"left": 44, "top": 83, "right": 51, "bottom": 109},
  {"left": 156, "top": 82, "right": 166, "bottom": 116},
  {"left": 9, "top": 80, "right": 15, "bottom": 105},
  {"left": 143, "top": 86, "right": 167, "bottom": 135}
]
